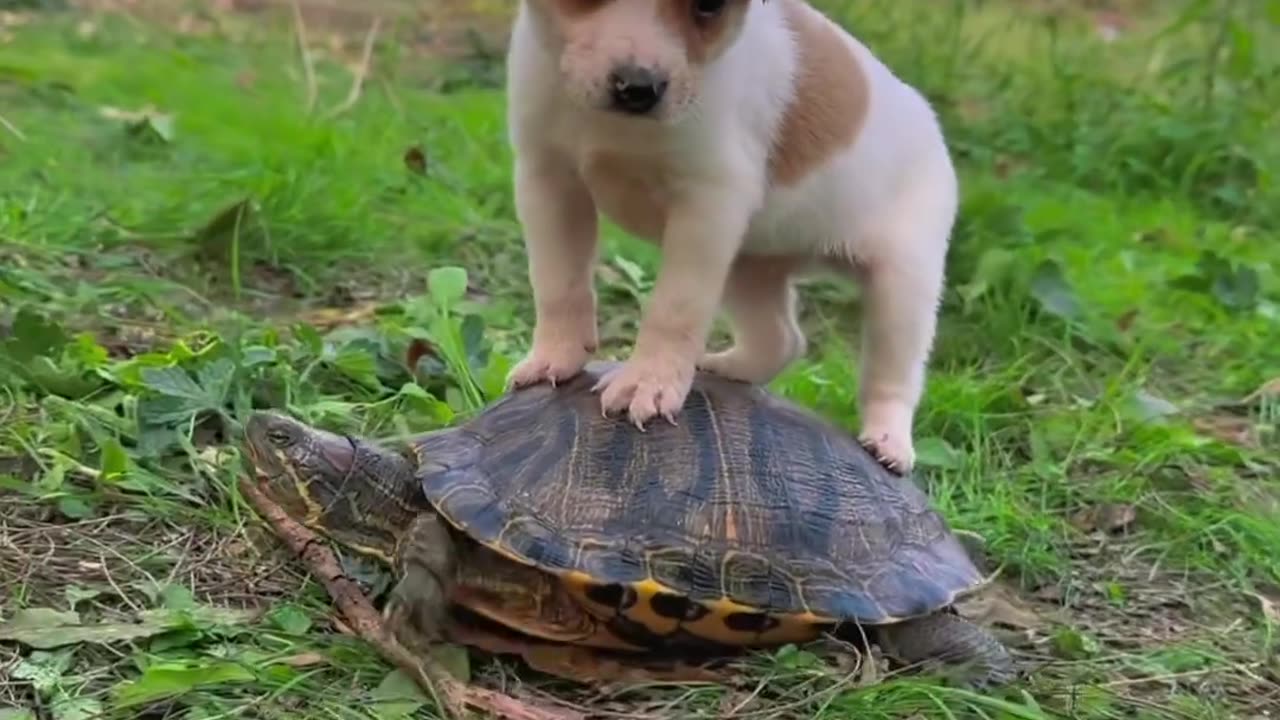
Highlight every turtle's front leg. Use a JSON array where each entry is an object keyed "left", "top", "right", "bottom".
[
  {"left": 382, "top": 513, "right": 458, "bottom": 657},
  {"left": 873, "top": 612, "right": 1017, "bottom": 689}
]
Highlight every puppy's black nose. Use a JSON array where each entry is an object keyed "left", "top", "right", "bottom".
[{"left": 608, "top": 65, "right": 668, "bottom": 115}]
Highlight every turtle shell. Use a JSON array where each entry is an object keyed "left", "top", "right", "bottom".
[{"left": 414, "top": 361, "right": 984, "bottom": 649}]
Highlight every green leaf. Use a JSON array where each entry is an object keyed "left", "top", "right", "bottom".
[
  {"left": 0, "top": 609, "right": 156, "bottom": 648},
  {"left": 427, "top": 266, "right": 468, "bottom": 308},
  {"left": 959, "top": 247, "right": 1016, "bottom": 301},
  {"left": 1051, "top": 627, "right": 1101, "bottom": 660},
  {"left": 433, "top": 644, "right": 471, "bottom": 682},
  {"left": 1211, "top": 265, "right": 1259, "bottom": 311},
  {"left": 64, "top": 585, "right": 104, "bottom": 608},
  {"left": 460, "top": 313, "right": 488, "bottom": 366},
  {"left": 195, "top": 358, "right": 235, "bottom": 405},
  {"left": 5, "top": 307, "right": 68, "bottom": 361},
  {"left": 293, "top": 323, "right": 324, "bottom": 355},
  {"left": 98, "top": 438, "right": 130, "bottom": 482},
  {"left": 372, "top": 669, "right": 428, "bottom": 719},
  {"left": 111, "top": 662, "right": 255, "bottom": 708},
  {"left": 1269, "top": 0, "right": 1280, "bottom": 25},
  {"left": 56, "top": 496, "right": 94, "bottom": 519},
  {"left": 160, "top": 584, "right": 196, "bottom": 611},
  {"left": 1170, "top": 251, "right": 1260, "bottom": 311},
  {"left": 0, "top": 606, "right": 257, "bottom": 649},
  {"left": 124, "top": 112, "right": 176, "bottom": 144},
  {"left": 139, "top": 366, "right": 206, "bottom": 401},
  {"left": 240, "top": 345, "right": 277, "bottom": 367},
  {"left": 11, "top": 648, "right": 75, "bottom": 692},
  {"left": 0, "top": 710, "right": 36, "bottom": 720},
  {"left": 269, "top": 605, "right": 312, "bottom": 635},
  {"left": 1125, "top": 388, "right": 1180, "bottom": 424},
  {"left": 136, "top": 358, "right": 238, "bottom": 428},
  {"left": 50, "top": 696, "right": 102, "bottom": 720},
  {"left": 332, "top": 344, "right": 382, "bottom": 389},
  {"left": 913, "top": 437, "right": 964, "bottom": 470},
  {"left": 1029, "top": 259, "right": 1080, "bottom": 321}
]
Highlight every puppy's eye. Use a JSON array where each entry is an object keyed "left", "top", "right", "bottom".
[{"left": 693, "top": 0, "right": 727, "bottom": 20}]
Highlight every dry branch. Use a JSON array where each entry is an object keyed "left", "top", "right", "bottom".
[{"left": 237, "top": 476, "right": 583, "bottom": 720}]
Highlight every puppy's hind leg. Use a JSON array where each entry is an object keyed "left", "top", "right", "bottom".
[
  {"left": 507, "top": 151, "right": 601, "bottom": 389},
  {"left": 698, "top": 254, "right": 807, "bottom": 384},
  {"left": 852, "top": 187, "right": 953, "bottom": 475}
]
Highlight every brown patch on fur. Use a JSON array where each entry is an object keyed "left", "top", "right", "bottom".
[
  {"left": 657, "top": 0, "right": 753, "bottom": 64},
  {"left": 768, "top": 0, "right": 870, "bottom": 187}
]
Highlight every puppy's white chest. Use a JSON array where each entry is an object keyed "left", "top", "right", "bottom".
[{"left": 578, "top": 150, "right": 672, "bottom": 242}]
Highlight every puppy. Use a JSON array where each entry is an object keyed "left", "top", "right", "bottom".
[{"left": 503, "top": 0, "right": 957, "bottom": 474}]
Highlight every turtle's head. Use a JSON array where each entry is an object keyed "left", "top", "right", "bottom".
[{"left": 244, "top": 411, "right": 419, "bottom": 563}]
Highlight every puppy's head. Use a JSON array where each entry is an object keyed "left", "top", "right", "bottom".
[{"left": 530, "top": 0, "right": 758, "bottom": 123}]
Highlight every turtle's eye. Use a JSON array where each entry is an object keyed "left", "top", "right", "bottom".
[
  {"left": 267, "top": 428, "right": 294, "bottom": 447},
  {"left": 693, "top": 0, "right": 727, "bottom": 21}
]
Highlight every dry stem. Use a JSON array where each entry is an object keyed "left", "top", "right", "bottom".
[{"left": 237, "top": 476, "right": 582, "bottom": 720}]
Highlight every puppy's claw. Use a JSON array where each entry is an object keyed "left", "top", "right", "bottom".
[{"left": 857, "top": 437, "right": 907, "bottom": 476}]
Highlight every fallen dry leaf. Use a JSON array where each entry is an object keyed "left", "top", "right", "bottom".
[
  {"left": 1070, "top": 502, "right": 1137, "bottom": 534},
  {"left": 406, "top": 338, "right": 439, "bottom": 371},
  {"left": 1192, "top": 414, "right": 1259, "bottom": 449},
  {"left": 1115, "top": 308, "right": 1139, "bottom": 333},
  {"left": 1251, "top": 590, "right": 1280, "bottom": 625},
  {"left": 404, "top": 144, "right": 428, "bottom": 175},
  {"left": 1243, "top": 377, "right": 1280, "bottom": 404},
  {"left": 278, "top": 651, "right": 329, "bottom": 668},
  {"left": 295, "top": 301, "right": 381, "bottom": 330},
  {"left": 1032, "top": 583, "right": 1064, "bottom": 603}
]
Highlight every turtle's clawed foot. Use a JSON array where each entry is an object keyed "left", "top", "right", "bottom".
[{"left": 874, "top": 613, "right": 1018, "bottom": 689}]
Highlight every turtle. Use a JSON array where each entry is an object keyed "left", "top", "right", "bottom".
[{"left": 243, "top": 361, "right": 1016, "bottom": 687}]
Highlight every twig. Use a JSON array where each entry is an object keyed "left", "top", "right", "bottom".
[
  {"left": 324, "top": 16, "right": 382, "bottom": 119},
  {"left": 289, "top": 0, "right": 318, "bottom": 114},
  {"left": 237, "top": 476, "right": 581, "bottom": 720},
  {"left": 0, "top": 113, "right": 25, "bottom": 142}
]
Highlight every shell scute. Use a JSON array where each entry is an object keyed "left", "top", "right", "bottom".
[{"left": 498, "top": 516, "right": 574, "bottom": 571}]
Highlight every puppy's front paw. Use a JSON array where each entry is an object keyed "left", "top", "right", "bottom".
[
  {"left": 592, "top": 354, "right": 695, "bottom": 428},
  {"left": 857, "top": 426, "right": 915, "bottom": 475},
  {"left": 507, "top": 341, "right": 592, "bottom": 389}
]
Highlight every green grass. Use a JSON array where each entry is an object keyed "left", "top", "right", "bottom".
[{"left": 1, "top": 0, "right": 1279, "bottom": 718}]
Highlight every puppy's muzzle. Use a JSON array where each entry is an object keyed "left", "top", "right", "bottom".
[{"left": 608, "top": 64, "right": 669, "bottom": 115}]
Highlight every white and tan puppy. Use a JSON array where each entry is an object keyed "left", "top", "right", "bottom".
[{"left": 503, "top": 0, "right": 957, "bottom": 474}]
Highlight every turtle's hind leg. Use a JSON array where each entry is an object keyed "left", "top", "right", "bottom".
[
  {"left": 872, "top": 612, "right": 1017, "bottom": 689},
  {"left": 383, "top": 513, "right": 458, "bottom": 656}
]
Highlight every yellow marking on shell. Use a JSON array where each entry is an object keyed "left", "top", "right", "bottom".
[
  {"left": 557, "top": 570, "right": 619, "bottom": 621},
  {"left": 478, "top": 536, "right": 544, "bottom": 569},
  {"left": 621, "top": 578, "right": 685, "bottom": 636},
  {"left": 680, "top": 597, "right": 831, "bottom": 647}
]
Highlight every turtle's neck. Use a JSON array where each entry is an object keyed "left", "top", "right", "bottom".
[{"left": 316, "top": 435, "right": 429, "bottom": 565}]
